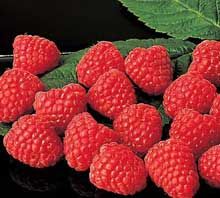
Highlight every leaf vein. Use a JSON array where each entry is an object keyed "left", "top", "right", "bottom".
[
  {"left": 198, "top": 0, "right": 201, "bottom": 13},
  {"left": 216, "top": 0, "right": 220, "bottom": 25},
  {"left": 174, "top": 0, "right": 220, "bottom": 28}
]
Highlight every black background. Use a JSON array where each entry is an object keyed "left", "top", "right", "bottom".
[
  {"left": 0, "top": 0, "right": 220, "bottom": 197},
  {"left": 0, "top": 0, "right": 164, "bottom": 55}
]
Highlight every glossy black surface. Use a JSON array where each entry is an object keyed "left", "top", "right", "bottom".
[{"left": 0, "top": 0, "right": 220, "bottom": 197}]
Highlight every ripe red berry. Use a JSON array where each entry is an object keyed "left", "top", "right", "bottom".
[
  {"left": 77, "top": 41, "right": 124, "bottom": 87},
  {"left": 163, "top": 73, "right": 216, "bottom": 118},
  {"left": 33, "top": 83, "right": 86, "bottom": 134},
  {"left": 3, "top": 115, "right": 63, "bottom": 168},
  {"left": 145, "top": 139, "right": 199, "bottom": 198},
  {"left": 210, "top": 94, "right": 220, "bottom": 117},
  {"left": 89, "top": 142, "right": 147, "bottom": 195},
  {"left": 13, "top": 34, "right": 60, "bottom": 75},
  {"left": 0, "top": 69, "right": 44, "bottom": 123},
  {"left": 113, "top": 103, "right": 162, "bottom": 155},
  {"left": 125, "top": 45, "right": 173, "bottom": 95},
  {"left": 169, "top": 109, "right": 220, "bottom": 158},
  {"left": 198, "top": 145, "right": 220, "bottom": 188},
  {"left": 88, "top": 69, "right": 136, "bottom": 119},
  {"left": 188, "top": 40, "right": 220, "bottom": 86},
  {"left": 64, "top": 112, "right": 118, "bottom": 171}
]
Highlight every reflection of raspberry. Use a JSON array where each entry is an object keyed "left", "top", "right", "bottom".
[
  {"left": 125, "top": 46, "right": 173, "bottom": 95},
  {"left": 198, "top": 145, "right": 220, "bottom": 188},
  {"left": 113, "top": 103, "right": 162, "bottom": 155},
  {"left": 77, "top": 41, "right": 124, "bottom": 87},
  {"left": 34, "top": 83, "right": 87, "bottom": 133},
  {"left": 145, "top": 139, "right": 199, "bottom": 198},
  {"left": 88, "top": 69, "right": 136, "bottom": 119},
  {"left": 163, "top": 73, "right": 216, "bottom": 118},
  {"left": 4, "top": 115, "right": 63, "bottom": 168},
  {"left": 9, "top": 160, "right": 64, "bottom": 192},
  {"left": 69, "top": 171, "right": 95, "bottom": 197},
  {"left": 64, "top": 112, "right": 118, "bottom": 171},
  {"left": 13, "top": 34, "right": 60, "bottom": 75},
  {"left": 90, "top": 142, "right": 147, "bottom": 195},
  {"left": 188, "top": 40, "right": 220, "bottom": 86},
  {"left": 170, "top": 109, "right": 220, "bottom": 158},
  {"left": 0, "top": 69, "right": 44, "bottom": 123}
]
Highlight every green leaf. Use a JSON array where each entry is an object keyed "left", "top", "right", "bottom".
[
  {"left": 158, "top": 104, "right": 171, "bottom": 126},
  {"left": 41, "top": 49, "right": 86, "bottom": 89},
  {"left": 172, "top": 53, "right": 192, "bottom": 77},
  {"left": 42, "top": 38, "right": 195, "bottom": 89},
  {"left": 0, "top": 123, "right": 11, "bottom": 136},
  {"left": 41, "top": 63, "right": 76, "bottom": 89},
  {"left": 113, "top": 38, "right": 195, "bottom": 58},
  {"left": 61, "top": 49, "right": 88, "bottom": 65},
  {"left": 118, "top": 0, "right": 220, "bottom": 40}
]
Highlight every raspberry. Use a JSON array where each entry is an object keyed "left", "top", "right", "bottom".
[
  {"left": 198, "top": 145, "right": 220, "bottom": 188},
  {"left": 210, "top": 94, "right": 220, "bottom": 116},
  {"left": 163, "top": 73, "right": 216, "bottom": 118},
  {"left": 125, "top": 46, "right": 173, "bottom": 95},
  {"left": 0, "top": 69, "right": 44, "bottom": 123},
  {"left": 13, "top": 34, "right": 60, "bottom": 75},
  {"left": 113, "top": 103, "right": 162, "bottom": 155},
  {"left": 89, "top": 142, "right": 147, "bottom": 195},
  {"left": 169, "top": 109, "right": 220, "bottom": 158},
  {"left": 145, "top": 139, "right": 199, "bottom": 198},
  {"left": 24, "top": 114, "right": 60, "bottom": 133},
  {"left": 64, "top": 112, "right": 118, "bottom": 171},
  {"left": 188, "top": 40, "right": 220, "bottom": 86},
  {"left": 33, "top": 83, "right": 87, "bottom": 133},
  {"left": 88, "top": 69, "right": 136, "bottom": 119},
  {"left": 76, "top": 41, "right": 124, "bottom": 87},
  {"left": 3, "top": 115, "right": 63, "bottom": 168}
]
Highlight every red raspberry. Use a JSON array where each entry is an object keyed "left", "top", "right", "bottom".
[
  {"left": 33, "top": 83, "right": 87, "bottom": 134},
  {"left": 169, "top": 109, "right": 220, "bottom": 158},
  {"left": 89, "top": 142, "right": 147, "bottom": 195},
  {"left": 188, "top": 40, "right": 220, "bottom": 86},
  {"left": 0, "top": 69, "right": 44, "bottom": 123},
  {"left": 145, "top": 139, "right": 199, "bottom": 198},
  {"left": 76, "top": 41, "right": 124, "bottom": 87},
  {"left": 13, "top": 34, "right": 60, "bottom": 75},
  {"left": 3, "top": 114, "right": 63, "bottom": 168},
  {"left": 88, "top": 69, "right": 136, "bottom": 119},
  {"left": 198, "top": 145, "right": 220, "bottom": 188},
  {"left": 125, "top": 46, "right": 173, "bottom": 95},
  {"left": 113, "top": 103, "right": 162, "bottom": 155},
  {"left": 26, "top": 114, "right": 60, "bottom": 131},
  {"left": 210, "top": 94, "right": 220, "bottom": 117},
  {"left": 64, "top": 112, "right": 118, "bottom": 171},
  {"left": 163, "top": 73, "right": 216, "bottom": 118}
]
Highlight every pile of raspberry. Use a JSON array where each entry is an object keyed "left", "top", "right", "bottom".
[{"left": 2, "top": 35, "right": 220, "bottom": 197}]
